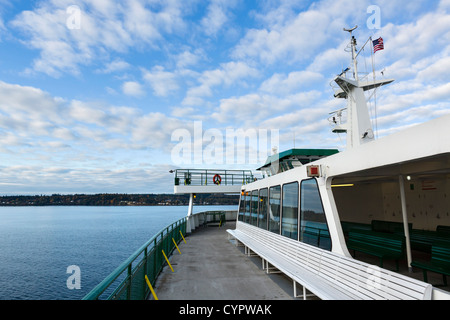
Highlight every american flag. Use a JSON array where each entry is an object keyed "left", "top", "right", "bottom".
[{"left": 372, "top": 37, "right": 384, "bottom": 53}]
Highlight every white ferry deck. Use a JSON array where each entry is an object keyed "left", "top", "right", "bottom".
[{"left": 152, "top": 220, "right": 450, "bottom": 300}]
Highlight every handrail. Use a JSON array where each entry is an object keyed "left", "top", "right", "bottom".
[
  {"left": 83, "top": 215, "right": 188, "bottom": 300},
  {"left": 82, "top": 210, "right": 235, "bottom": 300},
  {"left": 174, "top": 169, "right": 254, "bottom": 186}
]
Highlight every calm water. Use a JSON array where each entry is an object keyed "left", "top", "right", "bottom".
[{"left": 0, "top": 205, "right": 237, "bottom": 300}]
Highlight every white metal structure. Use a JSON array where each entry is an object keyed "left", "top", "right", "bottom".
[
  {"left": 228, "top": 27, "right": 450, "bottom": 300},
  {"left": 172, "top": 169, "right": 253, "bottom": 232}
]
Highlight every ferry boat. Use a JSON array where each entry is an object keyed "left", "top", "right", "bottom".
[
  {"left": 227, "top": 26, "right": 450, "bottom": 300},
  {"left": 84, "top": 27, "right": 450, "bottom": 301}
]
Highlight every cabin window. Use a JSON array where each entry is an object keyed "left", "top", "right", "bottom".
[
  {"left": 268, "top": 185, "right": 281, "bottom": 234},
  {"left": 281, "top": 182, "right": 299, "bottom": 240},
  {"left": 250, "top": 190, "right": 259, "bottom": 226},
  {"left": 244, "top": 192, "right": 251, "bottom": 224},
  {"left": 258, "top": 188, "right": 268, "bottom": 230},
  {"left": 300, "top": 179, "right": 331, "bottom": 250},
  {"left": 238, "top": 192, "right": 245, "bottom": 221}
]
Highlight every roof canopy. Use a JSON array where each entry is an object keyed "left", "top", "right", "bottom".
[{"left": 257, "top": 148, "right": 339, "bottom": 175}]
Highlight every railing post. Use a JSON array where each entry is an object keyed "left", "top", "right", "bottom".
[
  {"left": 126, "top": 264, "right": 132, "bottom": 300},
  {"left": 143, "top": 247, "right": 148, "bottom": 299},
  {"left": 83, "top": 213, "right": 233, "bottom": 300}
]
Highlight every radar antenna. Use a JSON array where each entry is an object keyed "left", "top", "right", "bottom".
[{"left": 343, "top": 26, "right": 359, "bottom": 80}]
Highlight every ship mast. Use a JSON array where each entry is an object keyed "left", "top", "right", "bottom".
[
  {"left": 331, "top": 26, "right": 394, "bottom": 149},
  {"left": 344, "top": 26, "right": 359, "bottom": 81}
]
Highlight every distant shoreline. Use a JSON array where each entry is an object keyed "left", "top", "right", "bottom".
[{"left": 0, "top": 193, "right": 239, "bottom": 206}]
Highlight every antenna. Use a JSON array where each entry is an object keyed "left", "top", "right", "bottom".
[
  {"left": 344, "top": 26, "right": 359, "bottom": 80},
  {"left": 343, "top": 25, "right": 358, "bottom": 33}
]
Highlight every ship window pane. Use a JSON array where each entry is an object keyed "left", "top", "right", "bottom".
[
  {"left": 281, "top": 182, "right": 299, "bottom": 240},
  {"left": 258, "top": 188, "right": 268, "bottom": 230},
  {"left": 238, "top": 192, "right": 245, "bottom": 222},
  {"left": 269, "top": 186, "right": 281, "bottom": 234},
  {"left": 244, "top": 192, "right": 251, "bottom": 224},
  {"left": 300, "top": 179, "right": 331, "bottom": 250},
  {"left": 251, "top": 190, "right": 258, "bottom": 226}
]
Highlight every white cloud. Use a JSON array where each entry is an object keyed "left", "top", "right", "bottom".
[
  {"left": 231, "top": 0, "right": 365, "bottom": 65},
  {"left": 69, "top": 100, "right": 108, "bottom": 126},
  {"left": 0, "top": 163, "right": 175, "bottom": 194},
  {"left": 210, "top": 90, "right": 322, "bottom": 127},
  {"left": 175, "top": 50, "right": 203, "bottom": 69},
  {"left": 10, "top": 0, "right": 189, "bottom": 77},
  {"left": 183, "top": 61, "right": 260, "bottom": 105},
  {"left": 122, "top": 81, "right": 145, "bottom": 97},
  {"left": 171, "top": 106, "right": 197, "bottom": 118},
  {"left": 201, "top": 0, "right": 236, "bottom": 36},
  {"left": 260, "top": 71, "right": 324, "bottom": 95},
  {"left": 380, "top": 9, "right": 450, "bottom": 65},
  {"left": 142, "top": 66, "right": 179, "bottom": 97},
  {"left": 1, "top": 0, "right": 450, "bottom": 194},
  {"left": 98, "top": 59, "right": 131, "bottom": 74},
  {"left": 0, "top": 80, "right": 188, "bottom": 159},
  {"left": 131, "top": 112, "right": 188, "bottom": 151}
]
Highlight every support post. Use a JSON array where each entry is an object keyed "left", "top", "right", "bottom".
[
  {"left": 186, "top": 193, "right": 194, "bottom": 233},
  {"left": 188, "top": 193, "right": 194, "bottom": 217},
  {"left": 399, "top": 175, "right": 412, "bottom": 271}
]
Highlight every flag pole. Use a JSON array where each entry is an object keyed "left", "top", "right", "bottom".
[{"left": 370, "top": 36, "right": 379, "bottom": 139}]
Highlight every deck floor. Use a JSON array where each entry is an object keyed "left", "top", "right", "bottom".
[
  {"left": 152, "top": 221, "right": 450, "bottom": 300},
  {"left": 152, "top": 221, "right": 295, "bottom": 300}
]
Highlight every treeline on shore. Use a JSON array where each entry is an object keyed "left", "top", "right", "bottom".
[{"left": 0, "top": 193, "right": 240, "bottom": 206}]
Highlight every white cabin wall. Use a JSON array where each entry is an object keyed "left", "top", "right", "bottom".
[
  {"left": 380, "top": 182, "right": 402, "bottom": 222},
  {"left": 334, "top": 177, "right": 450, "bottom": 231},
  {"left": 332, "top": 183, "right": 384, "bottom": 224},
  {"left": 398, "top": 177, "right": 450, "bottom": 231}
]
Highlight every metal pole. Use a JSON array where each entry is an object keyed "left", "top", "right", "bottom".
[
  {"left": 399, "top": 175, "right": 412, "bottom": 271},
  {"left": 186, "top": 193, "right": 194, "bottom": 233}
]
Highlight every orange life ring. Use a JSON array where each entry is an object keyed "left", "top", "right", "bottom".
[{"left": 213, "top": 174, "right": 222, "bottom": 185}]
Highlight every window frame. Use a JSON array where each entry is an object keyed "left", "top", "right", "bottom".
[
  {"left": 281, "top": 181, "right": 299, "bottom": 240},
  {"left": 238, "top": 191, "right": 246, "bottom": 222},
  {"left": 250, "top": 190, "right": 259, "bottom": 226},
  {"left": 258, "top": 188, "right": 268, "bottom": 230},
  {"left": 268, "top": 185, "right": 281, "bottom": 234},
  {"left": 299, "top": 178, "right": 331, "bottom": 250}
]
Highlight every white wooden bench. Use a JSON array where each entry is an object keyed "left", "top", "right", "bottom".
[{"left": 227, "top": 222, "right": 432, "bottom": 300}]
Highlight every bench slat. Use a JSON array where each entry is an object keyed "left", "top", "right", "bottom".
[
  {"left": 319, "top": 253, "right": 430, "bottom": 299},
  {"left": 227, "top": 222, "right": 432, "bottom": 300}
]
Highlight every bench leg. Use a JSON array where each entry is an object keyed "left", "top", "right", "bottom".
[
  {"left": 293, "top": 281, "right": 314, "bottom": 300},
  {"left": 264, "top": 260, "right": 281, "bottom": 274},
  {"left": 293, "top": 281, "right": 306, "bottom": 300}
]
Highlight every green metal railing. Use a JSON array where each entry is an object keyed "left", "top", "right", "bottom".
[
  {"left": 83, "top": 216, "right": 187, "bottom": 300},
  {"left": 174, "top": 169, "right": 254, "bottom": 186},
  {"left": 204, "top": 211, "right": 226, "bottom": 226},
  {"left": 83, "top": 210, "right": 234, "bottom": 300}
]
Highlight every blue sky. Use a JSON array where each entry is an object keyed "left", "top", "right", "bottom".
[{"left": 0, "top": 0, "right": 449, "bottom": 195}]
